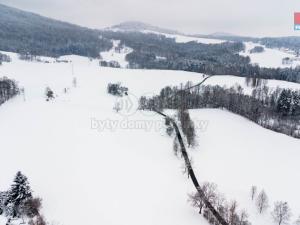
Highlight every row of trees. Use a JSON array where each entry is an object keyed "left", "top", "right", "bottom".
[
  {"left": 139, "top": 81, "right": 300, "bottom": 138},
  {"left": 0, "top": 172, "right": 45, "bottom": 225},
  {"left": 0, "top": 77, "right": 19, "bottom": 106},
  {"left": 189, "top": 182, "right": 251, "bottom": 225},
  {"left": 250, "top": 186, "right": 299, "bottom": 225},
  {"left": 164, "top": 108, "right": 196, "bottom": 150},
  {"left": 189, "top": 183, "right": 298, "bottom": 225}
]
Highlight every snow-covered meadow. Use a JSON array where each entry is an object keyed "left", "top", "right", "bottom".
[
  {"left": 0, "top": 52, "right": 299, "bottom": 225},
  {"left": 240, "top": 42, "right": 300, "bottom": 69}
]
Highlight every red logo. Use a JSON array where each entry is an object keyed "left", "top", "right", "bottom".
[{"left": 295, "top": 13, "right": 300, "bottom": 24}]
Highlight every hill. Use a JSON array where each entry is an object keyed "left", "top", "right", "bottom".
[
  {"left": 0, "top": 53, "right": 299, "bottom": 225},
  {"left": 0, "top": 4, "right": 112, "bottom": 57},
  {"left": 111, "top": 21, "right": 181, "bottom": 35}
]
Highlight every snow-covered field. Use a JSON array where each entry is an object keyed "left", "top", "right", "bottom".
[
  {"left": 240, "top": 42, "right": 300, "bottom": 68},
  {"left": 142, "top": 30, "right": 225, "bottom": 44},
  {"left": 100, "top": 40, "right": 133, "bottom": 68},
  {"left": 0, "top": 52, "right": 299, "bottom": 225}
]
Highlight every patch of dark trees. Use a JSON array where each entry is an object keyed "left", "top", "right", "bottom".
[
  {"left": 201, "top": 35, "right": 300, "bottom": 55},
  {"left": 107, "top": 82, "right": 128, "bottom": 97},
  {"left": 139, "top": 80, "right": 300, "bottom": 138},
  {"left": 0, "top": 172, "right": 46, "bottom": 225},
  {"left": 249, "top": 46, "right": 264, "bottom": 54},
  {"left": 0, "top": 53, "right": 11, "bottom": 65},
  {"left": 100, "top": 60, "right": 121, "bottom": 68},
  {"left": 0, "top": 77, "right": 19, "bottom": 106},
  {"left": 0, "top": 4, "right": 112, "bottom": 58},
  {"left": 100, "top": 31, "right": 300, "bottom": 84}
]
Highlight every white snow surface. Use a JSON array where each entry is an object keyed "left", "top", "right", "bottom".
[
  {"left": 100, "top": 40, "right": 133, "bottom": 68},
  {"left": 0, "top": 52, "right": 299, "bottom": 225},
  {"left": 142, "top": 30, "right": 225, "bottom": 44},
  {"left": 240, "top": 42, "right": 300, "bottom": 68}
]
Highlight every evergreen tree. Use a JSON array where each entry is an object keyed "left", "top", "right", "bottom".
[
  {"left": 6, "top": 172, "right": 32, "bottom": 218},
  {"left": 277, "top": 90, "right": 292, "bottom": 116}
]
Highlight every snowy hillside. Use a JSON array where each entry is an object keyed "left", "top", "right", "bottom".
[
  {"left": 108, "top": 21, "right": 225, "bottom": 44},
  {"left": 0, "top": 52, "right": 300, "bottom": 225},
  {"left": 100, "top": 40, "right": 133, "bottom": 68},
  {"left": 142, "top": 30, "right": 225, "bottom": 44},
  {"left": 240, "top": 42, "right": 300, "bottom": 68}
]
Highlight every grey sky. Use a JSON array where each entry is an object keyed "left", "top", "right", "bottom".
[{"left": 0, "top": 0, "right": 300, "bottom": 37}]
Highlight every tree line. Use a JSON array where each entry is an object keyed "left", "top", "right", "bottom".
[
  {"left": 189, "top": 182, "right": 251, "bottom": 225},
  {"left": 139, "top": 80, "right": 300, "bottom": 138}
]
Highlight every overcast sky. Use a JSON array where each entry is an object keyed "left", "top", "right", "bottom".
[{"left": 0, "top": 0, "right": 300, "bottom": 37}]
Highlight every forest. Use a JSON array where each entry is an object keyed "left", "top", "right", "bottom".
[
  {"left": 139, "top": 79, "right": 300, "bottom": 138},
  {"left": 0, "top": 4, "right": 112, "bottom": 58}
]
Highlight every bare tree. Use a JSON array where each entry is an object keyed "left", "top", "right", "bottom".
[
  {"left": 256, "top": 190, "right": 269, "bottom": 214},
  {"left": 228, "top": 200, "right": 239, "bottom": 225},
  {"left": 188, "top": 182, "right": 218, "bottom": 215},
  {"left": 250, "top": 186, "right": 257, "bottom": 201},
  {"left": 272, "top": 201, "right": 291, "bottom": 225},
  {"left": 239, "top": 209, "right": 249, "bottom": 225},
  {"left": 188, "top": 192, "right": 202, "bottom": 214}
]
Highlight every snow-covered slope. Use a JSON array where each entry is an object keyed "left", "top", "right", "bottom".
[
  {"left": 100, "top": 40, "right": 133, "bottom": 68},
  {"left": 109, "top": 21, "right": 225, "bottom": 44},
  {"left": 240, "top": 42, "right": 300, "bottom": 68},
  {"left": 0, "top": 52, "right": 299, "bottom": 225},
  {"left": 189, "top": 109, "right": 300, "bottom": 225},
  {"left": 142, "top": 30, "right": 225, "bottom": 44}
]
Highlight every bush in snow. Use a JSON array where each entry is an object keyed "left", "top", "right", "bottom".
[
  {"left": 21, "top": 198, "right": 42, "bottom": 218},
  {"left": 271, "top": 201, "right": 291, "bottom": 225},
  {"left": 45, "top": 87, "right": 55, "bottom": 101},
  {"left": 28, "top": 215, "right": 47, "bottom": 225},
  {"left": 0, "top": 77, "right": 19, "bottom": 106},
  {"left": 165, "top": 117, "right": 174, "bottom": 136},
  {"left": 107, "top": 82, "right": 128, "bottom": 97}
]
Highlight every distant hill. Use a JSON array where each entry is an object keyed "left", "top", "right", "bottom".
[
  {"left": 0, "top": 4, "right": 112, "bottom": 57},
  {"left": 111, "top": 21, "right": 181, "bottom": 35}
]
